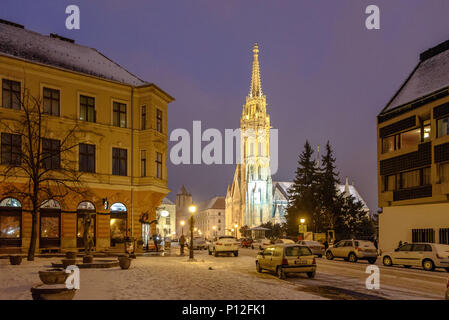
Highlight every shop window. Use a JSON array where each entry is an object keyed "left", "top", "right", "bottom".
[{"left": 0, "top": 198, "right": 22, "bottom": 245}]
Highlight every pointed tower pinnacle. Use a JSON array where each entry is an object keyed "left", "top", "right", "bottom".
[
  {"left": 344, "top": 177, "right": 350, "bottom": 196},
  {"left": 315, "top": 145, "right": 321, "bottom": 168},
  {"left": 250, "top": 43, "right": 263, "bottom": 98}
]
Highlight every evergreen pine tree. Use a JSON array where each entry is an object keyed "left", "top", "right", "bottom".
[
  {"left": 319, "top": 141, "right": 342, "bottom": 232},
  {"left": 335, "top": 194, "right": 375, "bottom": 240},
  {"left": 285, "top": 141, "right": 319, "bottom": 235}
]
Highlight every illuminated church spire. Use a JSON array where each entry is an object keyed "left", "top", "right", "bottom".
[{"left": 250, "top": 43, "right": 263, "bottom": 98}]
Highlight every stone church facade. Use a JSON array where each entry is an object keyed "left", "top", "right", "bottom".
[{"left": 225, "top": 44, "right": 273, "bottom": 235}]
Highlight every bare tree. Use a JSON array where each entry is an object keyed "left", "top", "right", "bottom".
[{"left": 0, "top": 88, "right": 89, "bottom": 260}]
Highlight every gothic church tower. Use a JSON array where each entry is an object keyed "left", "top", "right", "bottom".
[{"left": 226, "top": 44, "right": 273, "bottom": 234}]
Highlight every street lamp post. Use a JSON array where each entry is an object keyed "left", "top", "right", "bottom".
[
  {"left": 299, "top": 218, "right": 306, "bottom": 240},
  {"left": 212, "top": 225, "right": 217, "bottom": 238},
  {"left": 234, "top": 224, "right": 238, "bottom": 239},
  {"left": 188, "top": 204, "right": 197, "bottom": 260},
  {"left": 180, "top": 220, "right": 185, "bottom": 236}
]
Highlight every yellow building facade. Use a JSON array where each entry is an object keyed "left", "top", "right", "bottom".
[
  {"left": 0, "top": 21, "right": 173, "bottom": 253},
  {"left": 377, "top": 39, "right": 449, "bottom": 252}
]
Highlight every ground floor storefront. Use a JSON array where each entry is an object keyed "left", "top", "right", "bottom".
[
  {"left": 379, "top": 203, "right": 449, "bottom": 252},
  {"left": 0, "top": 186, "right": 167, "bottom": 254}
]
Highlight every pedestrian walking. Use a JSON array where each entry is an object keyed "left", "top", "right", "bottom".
[{"left": 179, "top": 234, "right": 186, "bottom": 256}]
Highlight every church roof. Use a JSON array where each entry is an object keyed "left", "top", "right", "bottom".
[
  {"left": 0, "top": 20, "right": 147, "bottom": 86},
  {"left": 199, "top": 196, "right": 225, "bottom": 211},
  {"left": 273, "top": 180, "right": 369, "bottom": 212},
  {"left": 161, "top": 197, "right": 175, "bottom": 205},
  {"left": 380, "top": 39, "right": 449, "bottom": 116}
]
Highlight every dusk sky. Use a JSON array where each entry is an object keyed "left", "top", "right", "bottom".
[{"left": 3, "top": 0, "right": 449, "bottom": 211}]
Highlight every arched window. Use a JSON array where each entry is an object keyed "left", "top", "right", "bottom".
[
  {"left": 0, "top": 197, "right": 22, "bottom": 247},
  {"left": 110, "top": 203, "right": 127, "bottom": 247},
  {"left": 110, "top": 202, "right": 127, "bottom": 212},
  {"left": 40, "top": 199, "right": 61, "bottom": 248},
  {"left": 40, "top": 199, "right": 61, "bottom": 209},
  {"left": 76, "top": 201, "right": 96, "bottom": 248},
  {"left": 0, "top": 198, "right": 21, "bottom": 207},
  {"left": 77, "top": 201, "right": 95, "bottom": 211}
]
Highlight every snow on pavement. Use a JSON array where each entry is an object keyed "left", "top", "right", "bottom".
[{"left": 0, "top": 252, "right": 325, "bottom": 300}]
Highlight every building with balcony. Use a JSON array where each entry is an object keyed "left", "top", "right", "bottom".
[
  {"left": 377, "top": 39, "right": 449, "bottom": 251},
  {"left": 0, "top": 20, "right": 174, "bottom": 253}
]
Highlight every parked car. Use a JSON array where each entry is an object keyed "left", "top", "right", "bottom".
[
  {"left": 297, "top": 240, "right": 325, "bottom": 258},
  {"left": 208, "top": 236, "right": 240, "bottom": 257},
  {"left": 382, "top": 243, "right": 449, "bottom": 272},
  {"left": 186, "top": 236, "right": 207, "bottom": 250},
  {"left": 251, "top": 238, "right": 273, "bottom": 250},
  {"left": 446, "top": 278, "right": 449, "bottom": 300},
  {"left": 325, "top": 239, "right": 377, "bottom": 264},
  {"left": 274, "top": 239, "right": 295, "bottom": 244},
  {"left": 255, "top": 244, "right": 316, "bottom": 279},
  {"left": 240, "top": 238, "right": 253, "bottom": 248}
]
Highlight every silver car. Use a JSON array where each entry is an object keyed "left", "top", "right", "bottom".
[
  {"left": 325, "top": 239, "right": 377, "bottom": 264},
  {"left": 298, "top": 240, "right": 325, "bottom": 258},
  {"left": 382, "top": 243, "right": 449, "bottom": 272}
]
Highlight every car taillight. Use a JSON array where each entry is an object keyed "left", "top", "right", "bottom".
[
  {"left": 216, "top": 242, "right": 222, "bottom": 245},
  {"left": 282, "top": 258, "right": 288, "bottom": 265},
  {"left": 312, "top": 258, "right": 316, "bottom": 265}
]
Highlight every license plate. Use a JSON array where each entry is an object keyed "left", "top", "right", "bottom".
[
  {"left": 295, "top": 260, "right": 307, "bottom": 265},
  {"left": 225, "top": 244, "right": 231, "bottom": 246}
]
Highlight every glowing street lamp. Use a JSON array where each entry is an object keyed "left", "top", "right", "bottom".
[
  {"left": 212, "top": 225, "right": 217, "bottom": 237},
  {"left": 180, "top": 220, "right": 185, "bottom": 236},
  {"left": 188, "top": 204, "right": 197, "bottom": 259},
  {"left": 234, "top": 224, "right": 238, "bottom": 239}
]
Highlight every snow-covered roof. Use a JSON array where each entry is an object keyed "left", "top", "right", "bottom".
[
  {"left": 161, "top": 197, "right": 175, "bottom": 205},
  {"left": 274, "top": 180, "right": 369, "bottom": 212},
  {"left": 336, "top": 184, "right": 369, "bottom": 211},
  {"left": 0, "top": 22, "right": 147, "bottom": 86},
  {"left": 199, "top": 196, "right": 225, "bottom": 211},
  {"left": 382, "top": 39, "right": 449, "bottom": 113}
]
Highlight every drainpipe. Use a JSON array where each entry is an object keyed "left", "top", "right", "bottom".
[{"left": 130, "top": 87, "right": 134, "bottom": 238}]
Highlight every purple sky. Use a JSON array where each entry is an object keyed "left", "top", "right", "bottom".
[{"left": 3, "top": 0, "right": 449, "bottom": 211}]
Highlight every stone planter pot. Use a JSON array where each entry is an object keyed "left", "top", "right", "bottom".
[
  {"left": 9, "top": 255, "right": 22, "bottom": 265},
  {"left": 61, "top": 259, "right": 77, "bottom": 269},
  {"left": 65, "top": 251, "right": 77, "bottom": 259},
  {"left": 118, "top": 256, "right": 132, "bottom": 270},
  {"left": 82, "top": 255, "right": 93, "bottom": 263},
  {"left": 38, "top": 269, "right": 69, "bottom": 285},
  {"left": 31, "top": 284, "right": 76, "bottom": 300}
]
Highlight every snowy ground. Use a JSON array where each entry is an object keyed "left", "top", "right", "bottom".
[
  {"left": 1, "top": 248, "right": 447, "bottom": 300},
  {"left": 0, "top": 250, "right": 323, "bottom": 300}
]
